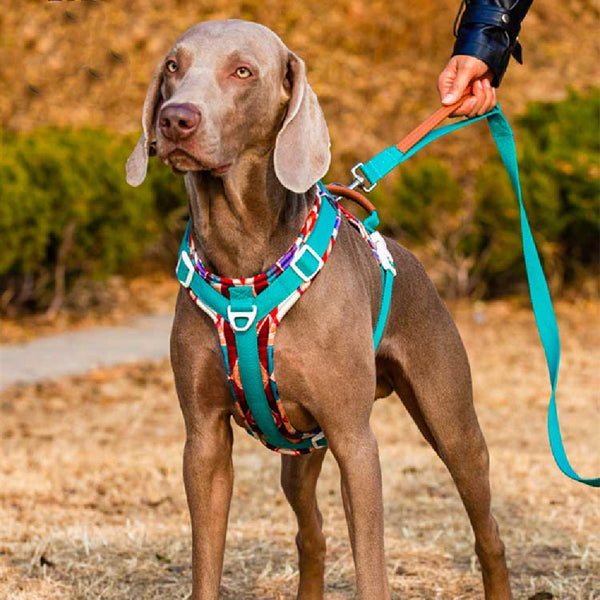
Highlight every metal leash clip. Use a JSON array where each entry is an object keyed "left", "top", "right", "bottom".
[{"left": 349, "top": 162, "right": 377, "bottom": 193}]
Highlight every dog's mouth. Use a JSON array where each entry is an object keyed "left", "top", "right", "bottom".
[{"left": 162, "top": 149, "right": 231, "bottom": 176}]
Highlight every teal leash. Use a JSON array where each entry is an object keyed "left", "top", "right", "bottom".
[{"left": 349, "top": 104, "right": 599, "bottom": 487}]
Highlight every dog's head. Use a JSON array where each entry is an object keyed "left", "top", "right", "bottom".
[{"left": 126, "top": 19, "right": 330, "bottom": 194}]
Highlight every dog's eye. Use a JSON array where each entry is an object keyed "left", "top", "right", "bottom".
[
  {"left": 234, "top": 66, "right": 252, "bottom": 79},
  {"left": 165, "top": 60, "right": 178, "bottom": 73}
]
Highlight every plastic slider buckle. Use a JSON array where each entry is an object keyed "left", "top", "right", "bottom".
[
  {"left": 290, "top": 244, "right": 324, "bottom": 283},
  {"left": 350, "top": 162, "right": 377, "bottom": 193},
  {"left": 370, "top": 231, "right": 397, "bottom": 276},
  {"left": 311, "top": 430, "right": 327, "bottom": 448},
  {"left": 227, "top": 305, "right": 257, "bottom": 332},
  {"left": 176, "top": 251, "right": 195, "bottom": 288}
]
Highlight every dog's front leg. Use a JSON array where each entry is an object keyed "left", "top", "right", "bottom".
[
  {"left": 281, "top": 449, "right": 328, "bottom": 600},
  {"left": 171, "top": 293, "right": 235, "bottom": 599},
  {"left": 183, "top": 412, "right": 233, "bottom": 600},
  {"left": 329, "top": 428, "right": 391, "bottom": 600}
]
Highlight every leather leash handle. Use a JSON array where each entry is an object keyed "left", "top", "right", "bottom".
[{"left": 396, "top": 88, "right": 474, "bottom": 153}]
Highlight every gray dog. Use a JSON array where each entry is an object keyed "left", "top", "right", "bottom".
[{"left": 126, "top": 19, "right": 512, "bottom": 600}]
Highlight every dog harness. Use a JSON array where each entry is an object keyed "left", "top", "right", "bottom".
[{"left": 176, "top": 182, "right": 396, "bottom": 455}]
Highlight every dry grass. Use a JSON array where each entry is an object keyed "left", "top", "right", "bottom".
[{"left": 1, "top": 299, "right": 599, "bottom": 599}]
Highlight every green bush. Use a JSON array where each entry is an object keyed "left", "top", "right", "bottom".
[
  {"left": 0, "top": 129, "right": 168, "bottom": 312},
  {"left": 473, "top": 88, "right": 599, "bottom": 295}
]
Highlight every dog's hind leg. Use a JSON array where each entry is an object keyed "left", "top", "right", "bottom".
[
  {"left": 378, "top": 308, "right": 512, "bottom": 598},
  {"left": 389, "top": 361, "right": 511, "bottom": 599},
  {"left": 281, "top": 448, "right": 328, "bottom": 600}
]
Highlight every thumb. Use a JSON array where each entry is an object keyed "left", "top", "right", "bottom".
[{"left": 441, "top": 68, "right": 473, "bottom": 105}]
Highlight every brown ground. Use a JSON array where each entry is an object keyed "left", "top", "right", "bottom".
[{"left": 0, "top": 299, "right": 599, "bottom": 599}]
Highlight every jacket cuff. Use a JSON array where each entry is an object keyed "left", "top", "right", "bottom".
[
  {"left": 453, "top": 0, "right": 527, "bottom": 87},
  {"left": 453, "top": 28, "right": 521, "bottom": 87}
]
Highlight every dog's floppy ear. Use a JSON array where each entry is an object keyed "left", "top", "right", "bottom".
[
  {"left": 274, "top": 52, "right": 331, "bottom": 194},
  {"left": 126, "top": 62, "right": 164, "bottom": 187}
]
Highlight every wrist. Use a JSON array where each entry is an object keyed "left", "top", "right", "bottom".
[{"left": 453, "top": 0, "right": 529, "bottom": 87}]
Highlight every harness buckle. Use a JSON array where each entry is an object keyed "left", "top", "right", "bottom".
[
  {"left": 290, "top": 244, "right": 324, "bottom": 283},
  {"left": 350, "top": 162, "right": 377, "bottom": 193},
  {"left": 227, "top": 305, "right": 258, "bottom": 332},
  {"left": 370, "top": 231, "right": 397, "bottom": 276},
  {"left": 311, "top": 430, "right": 326, "bottom": 448},
  {"left": 176, "top": 251, "right": 195, "bottom": 288}
]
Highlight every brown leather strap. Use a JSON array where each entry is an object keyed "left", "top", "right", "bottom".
[
  {"left": 396, "top": 89, "right": 473, "bottom": 153},
  {"left": 325, "top": 183, "right": 377, "bottom": 215}
]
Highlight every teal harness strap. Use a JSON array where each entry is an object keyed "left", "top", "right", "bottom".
[
  {"left": 229, "top": 286, "right": 327, "bottom": 451},
  {"left": 177, "top": 196, "right": 339, "bottom": 326},
  {"left": 359, "top": 105, "right": 599, "bottom": 487},
  {"left": 362, "top": 212, "right": 395, "bottom": 351},
  {"left": 373, "top": 267, "right": 394, "bottom": 350},
  {"left": 176, "top": 221, "right": 229, "bottom": 318},
  {"left": 318, "top": 183, "right": 395, "bottom": 351},
  {"left": 226, "top": 199, "right": 339, "bottom": 452},
  {"left": 255, "top": 195, "right": 338, "bottom": 321}
]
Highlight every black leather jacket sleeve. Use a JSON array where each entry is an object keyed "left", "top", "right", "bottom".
[{"left": 452, "top": 0, "right": 534, "bottom": 87}]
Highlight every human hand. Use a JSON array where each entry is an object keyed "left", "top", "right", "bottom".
[{"left": 438, "top": 55, "right": 497, "bottom": 117}]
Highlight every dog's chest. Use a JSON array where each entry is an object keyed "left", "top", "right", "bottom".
[{"left": 176, "top": 186, "right": 394, "bottom": 455}]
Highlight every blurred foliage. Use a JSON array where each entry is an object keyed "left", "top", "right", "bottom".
[
  {"left": 473, "top": 88, "right": 600, "bottom": 296},
  {"left": 372, "top": 88, "right": 600, "bottom": 298},
  {"left": 0, "top": 89, "right": 598, "bottom": 314},
  {"left": 0, "top": 129, "right": 184, "bottom": 313}
]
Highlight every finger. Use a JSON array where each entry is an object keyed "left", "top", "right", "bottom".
[
  {"left": 479, "top": 78, "right": 495, "bottom": 114},
  {"left": 453, "top": 78, "right": 483, "bottom": 117},
  {"left": 442, "top": 61, "right": 474, "bottom": 105},
  {"left": 467, "top": 80, "right": 486, "bottom": 117},
  {"left": 437, "top": 61, "right": 457, "bottom": 100},
  {"left": 468, "top": 97, "right": 485, "bottom": 118},
  {"left": 489, "top": 83, "right": 498, "bottom": 110},
  {"left": 452, "top": 96, "right": 477, "bottom": 117},
  {"left": 475, "top": 81, "right": 491, "bottom": 115}
]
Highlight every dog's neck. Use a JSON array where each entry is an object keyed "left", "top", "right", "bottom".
[{"left": 184, "top": 151, "right": 313, "bottom": 278}]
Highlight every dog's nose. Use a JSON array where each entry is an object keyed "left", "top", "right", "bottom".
[{"left": 159, "top": 103, "right": 201, "bottom": 141}]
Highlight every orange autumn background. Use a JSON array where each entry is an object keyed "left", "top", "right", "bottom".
[{"left": 0, "top": 2, "right": 598, "bottom": 599}]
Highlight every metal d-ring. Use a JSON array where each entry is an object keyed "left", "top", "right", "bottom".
[{"left": 227, "top": 305, "right": 258, "bottom": 332}]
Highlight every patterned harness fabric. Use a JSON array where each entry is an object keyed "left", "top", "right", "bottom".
[{"left": 185, "top": 186, "right": 383, "bottom": 455}]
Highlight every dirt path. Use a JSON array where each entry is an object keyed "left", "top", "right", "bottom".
[{"left": 0, "top": 314, "right": 173, "bottom": 390}]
